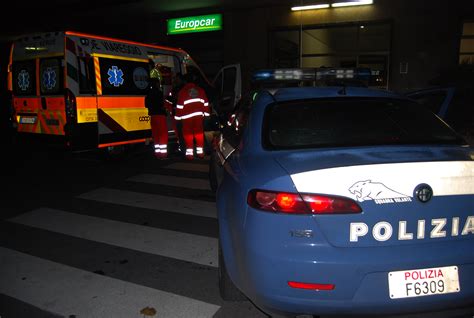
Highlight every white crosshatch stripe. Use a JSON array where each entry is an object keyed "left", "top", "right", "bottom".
[
  {"left": 0, "top": 247, "right": 220, "bottom": 318},
  {"left": 128, "top": 174, "right": 211, "bottom": 191},
  {"left": 163, "top": 162, "right": 209, "bottom": 173},
  {"left": 77, "top": 188, "right": 216, "bottom": 218},
  {"left": 9, "top": 208, "right": 218, "bottom": 267}
]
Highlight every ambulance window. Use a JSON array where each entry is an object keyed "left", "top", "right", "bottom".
[
  {"left": 40, "top": 58, "right": 64, "bottom": 95},
  {"left": 79, "top": 57, "right": 96, "bottom": 94},
  {"left": 12, "top": 60, "right": 36, "bottom": 96},
  {"left": 99, "top": 58, "right": 149, "bottom": 95}
]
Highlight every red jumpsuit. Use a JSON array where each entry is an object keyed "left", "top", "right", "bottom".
[{"left": 175, "top": 83, "right": 209, "bottom": 159}]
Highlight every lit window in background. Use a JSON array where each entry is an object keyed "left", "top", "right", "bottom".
[
  {"left": 332, "top": 0, "right": 373, "bottom": 7},
  {"left": 291, "top": 0, "right": 373, "bottom": 11},
  {"left": 291, "top": 4, "right": 330, "bottom": 11}
]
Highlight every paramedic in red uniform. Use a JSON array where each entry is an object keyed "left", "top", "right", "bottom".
[
  {"left": 145, "top": 67, "right": 168, "bottom": 159},
  {"left": 175, "top": 72, "right": 210, "bottom": 160}
]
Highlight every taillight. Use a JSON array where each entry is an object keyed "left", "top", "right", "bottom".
[
  {"left": 288, "top": 281, "right": 335, "bottom": 291},
  {"left": 247, "top": 189, "right": 362, "bottom": 214}
]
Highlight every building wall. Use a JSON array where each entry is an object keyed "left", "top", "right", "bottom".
[{"left": 218, "top": 0, "right": 473, "bottom": 92}]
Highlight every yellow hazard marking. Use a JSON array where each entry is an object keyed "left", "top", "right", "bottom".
[
  {"left": 94, "top": 56, "right": 102, "bottom": 95},
  {"left": 101, "top": 108, "right": 151, "bottom": 131}
]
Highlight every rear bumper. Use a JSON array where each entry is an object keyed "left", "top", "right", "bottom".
[{"left": 232, "top": 211, "right": 474, "bottom": 316}]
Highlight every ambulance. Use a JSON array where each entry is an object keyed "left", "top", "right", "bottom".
[{"left": 7, "top": 31, "right": 232, "bottom": 155}]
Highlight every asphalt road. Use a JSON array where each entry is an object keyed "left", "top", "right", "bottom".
[
  {"left": 0, "top": 141, "right": 269, "bottom": 318},
  {"left": 0, "top": 140, "right": 472, "bottom": 318}
]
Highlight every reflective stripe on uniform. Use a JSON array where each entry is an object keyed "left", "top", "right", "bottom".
[
  {"left": 154, "top": 144, "right": 167, "bottom": 154},
  {"left": 183, "top": 98, "right": 206, "bottom": 105},
  {"left": 175, "top": 111, "right": 205, "bottom": 120}
]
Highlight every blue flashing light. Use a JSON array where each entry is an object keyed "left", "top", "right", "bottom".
[
  {"left": 252, "top": 70, "right": 273, "bottom": 81},
  {"left": 251, "top": 67, "right": 372, "bottom": 85}
]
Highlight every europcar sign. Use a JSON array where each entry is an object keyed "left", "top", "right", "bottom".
[{"left": 167, "top": 14, "right": 223, "bottom": 35}]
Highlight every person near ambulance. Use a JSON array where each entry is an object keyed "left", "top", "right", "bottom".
[
  {"left": 145, "top": 66, "right": 169, "bottom": 159},
  {"left": 164, "top": 73, "right": 185, "bottom": 154},
  {"left": 175, "top": 72, "right": 210, "bottom": 160}
]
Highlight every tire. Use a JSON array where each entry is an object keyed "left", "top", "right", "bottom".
[{"left": 218, "top": 241, "right": 246, "bottom": 301}]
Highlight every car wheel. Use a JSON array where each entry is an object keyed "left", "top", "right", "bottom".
[{"left": 218, "top": 241, "right": 246, "bottom": 301}]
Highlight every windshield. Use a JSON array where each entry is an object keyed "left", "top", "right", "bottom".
[{"left": 263, "top": 97, "right": 465, "bottom": 149}]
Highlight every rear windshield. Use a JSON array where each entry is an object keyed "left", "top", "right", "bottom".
[{"left": 264, "top": 98, "right": 464, "bottom": 149}]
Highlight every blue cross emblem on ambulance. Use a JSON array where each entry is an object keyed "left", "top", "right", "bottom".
[
  {"left": 107, "top": 66, "right": 124, "bottom": 87},
  {"left": 18, "top": 70, "right": 30, "bottom": 91},
  {"left": 43, "top": 67, "right": 57, "bottom": 90}
]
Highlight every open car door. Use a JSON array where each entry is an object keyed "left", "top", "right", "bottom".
[{"left": 212, "top": 64, "right": 241, "bottom": 126}]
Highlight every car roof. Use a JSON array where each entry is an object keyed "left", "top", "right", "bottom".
[{"left": 266, "top": 86, "right": 405, "bottom": 102}]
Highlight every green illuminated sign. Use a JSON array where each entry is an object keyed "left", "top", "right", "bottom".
[{"left": 167, "top": 14, "right": 223, "bottom": 35}]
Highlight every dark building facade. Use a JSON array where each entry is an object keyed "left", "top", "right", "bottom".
[{"left": 155, "top": 0, "right": 473, "bottom": 93}]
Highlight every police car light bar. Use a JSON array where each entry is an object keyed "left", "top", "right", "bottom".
[
  {"left": 252, "top": 68, "right": 315, "bottom": 81},
  {"left": 252, "top": 67, "right": 371, "bottom": 82}
]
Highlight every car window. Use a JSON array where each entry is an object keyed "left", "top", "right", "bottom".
[
  {"left": 444, "top": 89, "right": 474, "bottom": 142},
  {"left": 263, "top": 98, "right": 463, "bottom": 150},
  {"left": 223, "top": 67, "right": 236, "bottom": 94},
  {"left": 409, "top": 91, "right": 447, "bottom": 114},
  {"left": 222, "top": 95, "right": 252, "bottom": 148}
]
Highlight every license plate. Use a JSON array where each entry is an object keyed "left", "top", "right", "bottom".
[
  {"left": 388, "top": 266, "right": 460, "bottom": 299},
  {"left": 20, "top": 116, "right": 37, "bottom": 124}
]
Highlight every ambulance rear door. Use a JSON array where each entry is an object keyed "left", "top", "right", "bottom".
[{"left": 11, "top": 33, "right": 66, "bottom": 137}]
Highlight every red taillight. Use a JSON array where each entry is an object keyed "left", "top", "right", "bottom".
[
  {"left": 288, "top": 281, "right": 335, "bottom": 291},
  {"left": 276, "top": 193, "right": 298, "bottom": 209},
  {"left": 302, "top": 194, "right": 362, "bottom": 214},
  {"left": 248, "top": 189, "right": 361, "bottom": 214},
  {"left": 249, "top": 190, "right": 308, "bottom": 213}
]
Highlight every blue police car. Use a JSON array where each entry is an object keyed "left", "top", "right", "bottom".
[{"left": 215, "top": 70, "right": 474, "bottom": 317}]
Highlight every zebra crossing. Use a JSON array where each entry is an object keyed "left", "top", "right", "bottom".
[{"left": 0, "top": 158, "right": 260, "bottom": 318}]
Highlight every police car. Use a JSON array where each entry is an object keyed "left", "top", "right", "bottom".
[{"left": 215, "top": 69, "right": 474, "bottom": 317}]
